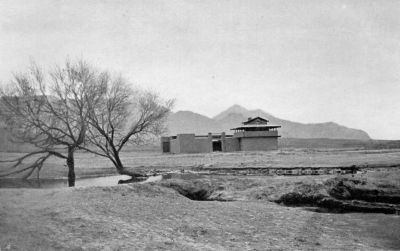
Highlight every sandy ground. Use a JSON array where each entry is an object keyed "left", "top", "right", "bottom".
[{"left": 1, "top": 181, "right": 399, "bottom": 251}]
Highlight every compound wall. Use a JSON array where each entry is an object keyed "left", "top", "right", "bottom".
[
  {"left": 223, "top": 137, "right": 240, "bottom": 152},
  {"left": 163, "top": 134, "right": 278, "bottom": 153},
  {"left": 240, "top": 137, "right": 278, "bottom": 151},
  {"left": 169, "top": 134, "right": 212, "bottom": 153}
]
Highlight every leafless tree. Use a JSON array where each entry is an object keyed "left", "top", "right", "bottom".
[
  {"left": 81, "top": 76, "right": 173, "bottom": 178},
  {"left": 1, "top": 60, "right": 172, "bottom": 185},
  {"left": 0, "top": 61, "right": 104, "bottom": 186}
]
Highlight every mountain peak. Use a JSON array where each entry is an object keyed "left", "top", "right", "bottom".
[
  {"left": 168, "top": 105, "right": 371, "bottom": 140},
  {"left": 213, "top": 104, "right": 249, "bottom": 120},
  {"left": 230, "top": 104, "right": 246, "bottom": 109},
  {"left": 213, "top": 104, "right": 273, "bottom": 122},
  {"left": 226, "top": 104, "right": 249, "bottom": 113}
]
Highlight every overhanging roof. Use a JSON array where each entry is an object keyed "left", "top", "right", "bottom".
[
  {"left": 243, "top": 116, "right": 269, "bottom": 125},
  {"left": 231, "top": 124, "right": 281, "bottom": 130}
]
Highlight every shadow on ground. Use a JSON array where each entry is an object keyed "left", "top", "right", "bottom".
[{"left": 159, "top": 172, "right": 400, "bottom": 214}]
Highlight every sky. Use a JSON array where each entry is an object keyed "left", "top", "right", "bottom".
[{"left": 1, "top": 0, "right": 400, "bottom": 139}]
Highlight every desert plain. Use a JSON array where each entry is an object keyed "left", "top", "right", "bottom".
[{"left": 1, "top": 147, "right": 400, "bottom": 250}]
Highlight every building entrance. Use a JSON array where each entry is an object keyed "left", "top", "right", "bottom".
[
  {"left": 162, "top": 142, "right": 170, "bottom": 153},
  {"left": 212, "top": 140, "right": 222, "bottom": 151}
]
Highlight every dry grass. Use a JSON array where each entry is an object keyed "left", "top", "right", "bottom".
[
  {"left": 1, "top": 148, "right": 400, "bottom": 179},
  {"left": 1, "top": 181, "right": 400, "bottom": 250},
  {"left": 1, "top": 149, "right": 400, "bottom": 250}
]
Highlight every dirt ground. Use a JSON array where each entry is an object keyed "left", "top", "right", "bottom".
[
  {"left": 1, "top": 148, "right": 400, "bottom": 179},
  {"left": 1, "top": 181, "right": 399, "bottom": 251},
  {"left": 1, "top": 149, "right": 400, "bottom": 250}
]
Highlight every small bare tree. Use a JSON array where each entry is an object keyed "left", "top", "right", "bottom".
[
  {"left": 82, "top": 76, "right": 173, "bottom": 178},
  {"left": 0, "top": 61, "right": 104, "bottom": 186}
]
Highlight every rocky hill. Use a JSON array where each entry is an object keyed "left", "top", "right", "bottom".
[
  {"left": 167, "top": 105, "right": 371, "bottom": 140},
  {"left": 166, "top": 111, "right": 223, "bottom": 135}
]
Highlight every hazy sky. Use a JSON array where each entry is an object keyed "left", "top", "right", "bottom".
[{"left": 1, "top": 0, "right": 400, "bottom": 139}]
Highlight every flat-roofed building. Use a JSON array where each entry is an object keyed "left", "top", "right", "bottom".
[{"left": 161, "top": 117, "right": 281, "bottom": 153}]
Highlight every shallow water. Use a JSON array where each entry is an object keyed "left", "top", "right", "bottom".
[{"left": 0, "top": 175, "right": 137, "bottom": 189}]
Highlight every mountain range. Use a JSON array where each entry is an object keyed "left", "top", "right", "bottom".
[{"left": 166, "top": 104, "right": 371, "bottom": 140}]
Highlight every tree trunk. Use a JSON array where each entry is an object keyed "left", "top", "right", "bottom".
[
  {"left": 113, "top": 151, "right": 146, "bottom": 179},
  {"left": 67, "top": 146, "right": 75, "bottom": 187}
]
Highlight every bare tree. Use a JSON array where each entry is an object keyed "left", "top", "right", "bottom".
[
  {"left": 0, "top": 61, "right": 104, "bottom": 186},
  {"left": 81, "top": 76, "right": 173, "bottom": 178},
  {"left": 1, "top": 60, "right": 172, "bottom": 184}
]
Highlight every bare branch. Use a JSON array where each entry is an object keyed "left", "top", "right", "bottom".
[
  {"left": 84, "top": 76, "right": 173, "bottom": 174},
  {"left": 0, "top": 59, "right": 99, "bottom": 182}
]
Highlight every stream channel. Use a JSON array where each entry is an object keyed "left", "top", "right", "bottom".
[{"left": 0, "top": 175, "right": 163, "bottom": 189}]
